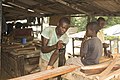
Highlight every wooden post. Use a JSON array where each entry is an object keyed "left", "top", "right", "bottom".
[
  {"left": 41, "top": 17, "right": 44, "bottom": 33},
  {"left": 87, "top": 15, "right": 91, "bottom": 23},
  {"left": 72, "top": 38, "right": 75, "bottom": 57},
  {"left": 110, "top": 40, "right": 112, "bottom": 52},
  {"left": 117, "top": 38, "right": 119, "bottom": 53},
  {"left": 16, "top": 55, "right": 25, "bottom": 76},
  {"left": 0, "top": 0, "right": 2, "bottom": 78}
]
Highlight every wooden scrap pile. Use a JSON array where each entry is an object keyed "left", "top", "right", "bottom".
[
  {"left": 10, "top": 54, "right": 120, "bottom": 80},
  {"left": 73, "top": 55, "right": 120, "bottom": 80}
]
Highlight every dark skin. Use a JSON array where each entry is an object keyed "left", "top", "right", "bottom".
[
  {"left": 41, "top": 22, "right": 70, "bottom": 67},
  {"left": 98, "top": 20, "right": 106, "bottom": 30},
  {"left": 98, "top": 19, "right": 112, "bottom": 58}
]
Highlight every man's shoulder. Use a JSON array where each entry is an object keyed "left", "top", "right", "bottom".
[
  {"left": 44, "top": 27, "right": 55, "bottom": 31},
  {"left": 41, "top": 27, "right": 55, "bottom": 39},
  {"left": 90, "top": 37, "right": 99, "bottom": 40},
  {"left": 63, "top": 33, "right": 68, "bottom": 36},
  {"left": 42, "top": 27, "right": 55, "bottom": 34},
  {"left": 88, "top": 37, "right": 101, "bottom": 42}
]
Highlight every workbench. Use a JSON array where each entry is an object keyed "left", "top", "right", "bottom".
[{"left": 2, "top": 43, "right": 41, "bottom": 78}]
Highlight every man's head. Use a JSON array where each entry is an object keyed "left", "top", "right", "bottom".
[
  {"left": 57, "top": 17, "right": 70, "bottom": 35},
  {"left": 86, "top": 22, "right": 99, "bottom": 37},
  {"left": 97, "top": 17, "right": 106, "bottom": 29}
]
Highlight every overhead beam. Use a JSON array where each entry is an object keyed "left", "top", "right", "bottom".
[
  {"left": 3, "top": 7, "right": 44, "bottom": 17},
  {"left": 32, "top": 3, "right": 65, "bottom": 14},
  {"left": 11, "top": 0, "right": 51, "bottom": 14},
  {"left": 52, "top": 0, "right": 90, "bottom": 15},
  {"left": 34, "top": 1, "right": 79, "bottom": 14},
  {"left": 31, "top": 2, "right": 57, "bottom": 9},
  {"left": 93, "top": 1, "right": 115, "bottom": 13},
  {"left": 4, "top": 0, "right": 29, "bottom": 9},
  {"left": 3, "top": 0, "right": 50, "bottom": 15}
]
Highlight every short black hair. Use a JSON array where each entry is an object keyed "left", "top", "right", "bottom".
[
  {"left": 59, "top": 17, "right": 70, "bottom": 25},
  {"left": 86, "top": 21, "right": 99, "bottom": 33},
  {"left": 97, "top": 17, "right": 105, "bottom": 22}
]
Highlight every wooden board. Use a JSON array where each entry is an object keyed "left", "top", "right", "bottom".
[
  {"left": 81, "top": 64, "right": 120, "bottom": 75},
  {"left": 101, "top": 68, "right": 120, "bottom": 80},
  {"left": 9, "top": 57, "right": 120, "bottom": 80},
  {"left": 9, "top": 65, "right": 80, "bottom": 80},
  {"left": 98, "top": 57, "right": 118, "bottom": 80},
  {"left": 81, "top": 58, "right": 120, "bottom": 70}
]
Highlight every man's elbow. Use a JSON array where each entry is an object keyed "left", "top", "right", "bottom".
[{"left": 41, "top": 47, "right": 47, "bottom": 53}]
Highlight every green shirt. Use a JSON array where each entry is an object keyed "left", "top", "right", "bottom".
[{"left": 41, "top": 27, "right": 69, "bottom": 61}]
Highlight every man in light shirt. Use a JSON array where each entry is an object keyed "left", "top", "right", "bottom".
[
  {"left": 97, "top": 17, "right": 106, "bottom": 43},
  {"left": 97, "top": 17, "right": 112, "bottom": 57},
  {"left": 40, "top": 17, "right": 70, "bottom": 71}
]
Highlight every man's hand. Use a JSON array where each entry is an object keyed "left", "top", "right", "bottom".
[
  {"left": 56, "top": 40, "right": 64, "bottom": 50},
  {"left": 103, "top": 43, "right": 109, "bottom": 48},
  {"left": 46, "top": 65, "right": 54, "bottom": 70}
]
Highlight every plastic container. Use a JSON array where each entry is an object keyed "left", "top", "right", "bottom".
[{"left": 21, "top": 38, "right": 26, "bottom": 44}]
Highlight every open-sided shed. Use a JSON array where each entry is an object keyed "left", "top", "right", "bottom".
[
  {"left": 2, "top": 0, "right": 120, "bottom": 21},
  {"left": 1, "top": 0, "right": 120, "bottom": 80}
]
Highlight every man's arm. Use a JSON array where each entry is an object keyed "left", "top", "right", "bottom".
[
  {"left": 41, "top": 36, "right": 57, "bottom": 53},
  {"left": 47, "top": 49, "right": 59, "bottom": 66},
  {"left": 80, "top": 33, "right": 88, "bottom": 58},
  {"left": 80, "top": 44, "right": 85, "bottom": 58},
  {"left": 80, "top": 41, "right": 88, "bottom": 58},
  {"left": 41, "top": 36, "right": 64, "bottom": 53}
]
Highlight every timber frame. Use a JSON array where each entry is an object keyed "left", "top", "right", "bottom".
[{"left": 2, "top": 0, "right": 120, "bottom": 21}]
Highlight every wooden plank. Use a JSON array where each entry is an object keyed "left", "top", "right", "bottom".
[
  {"left": 14, "top": 47, "right": 36, "bottom": 52},
  {"left": 101, "top": 68, "right": 120, "bottom": 80},
  {"left": 9, "top": 65, "right": 80, "bottom": 80},
  {"left": 81, "top": 58, "right": 120, "bottom": 70},
  {"left": 98, "top": 57, "right": 118, "bottom": 80},
  {"left": 2, "top": 44, "right": 22, "bottom": 50},
  {"left": 10, "top": 58, "right": 120, "bottom": 80},
  {"left": 72, "top": 57, "right": 120, "bottom": 79},
  {"left": 10, "top": 50, "right": 40, "bottom": 56},
  {"left": 81, "top": 60, "right": 112, "bottom": 70},
  {"left": 81, "top": 64, "right": 120, "bottom": 75}
]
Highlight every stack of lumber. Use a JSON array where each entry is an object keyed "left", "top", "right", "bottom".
[
  {"left": 9, "top": 65, "right": 80, "bottom": 80},
  {"left": 10, "top": 54, "right": 120, "bottom": 80},
  {"left": 73, "top": 54, "right": 120, "bottom": 80}
]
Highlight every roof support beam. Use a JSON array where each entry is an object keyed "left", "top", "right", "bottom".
[
  {"left": 4, "top": 0, "right": 50, "bottom": 15},
  {"left": 52, "top": 0, "right": 90, "bottom": 15}
]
